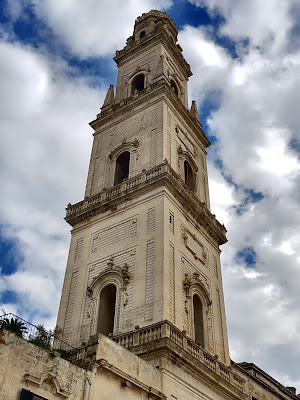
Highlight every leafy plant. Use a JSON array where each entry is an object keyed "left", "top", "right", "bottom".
[
  {"left": 0, "top": 317, "right": 28, "bottom": 338},
  {"left": 29, "top": 324, "right": 52, "bottom": 351}
]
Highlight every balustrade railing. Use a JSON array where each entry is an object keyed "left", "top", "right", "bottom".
[
  {"left": 65, "top": 163, "right": 225, "bottom": 238},
  {"left": 0, "top": 313, "right": 79, "bottom": 362},
  {"left": 113, "top": 320, "right": 246, "bottom": 394}
]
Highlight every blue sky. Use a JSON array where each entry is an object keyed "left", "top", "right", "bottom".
[{"left": 0, "top": 0, "right": 300, "bottom": 391}]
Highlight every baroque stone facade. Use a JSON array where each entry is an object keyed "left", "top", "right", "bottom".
[
  {"left": 57, "top": 9, "right": 230, "bottom": 367},
  {"left": 0, "top": 10, "right": 298, "bottom": 400}
]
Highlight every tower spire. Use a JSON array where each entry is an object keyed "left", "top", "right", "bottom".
[{"left": 102, "top": 84, "right": 114, "bottom": 109}]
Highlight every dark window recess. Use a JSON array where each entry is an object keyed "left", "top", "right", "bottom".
[
  {"left": 97, "top": 284, "right": 117, "bottom": 336},
  {"left": 132, "top": 74, "right": 145, "bottom": 92},
  {"left": 20, "top": 389, "right": 48, "bottom": 400},
  {"left": 193, "top": 294, "right": 204, "bottom": 346},
  {"left": 170, "top": 80, "right": 178, "bottom": 97},
  {"left": 139, "top": 30, "right": 146, "bottom": 38},
  {"left": 184, "top": 160, "right": 195, "bottom": 192},
  {"left": 114, "top": 151, "right": 130, "bottom": 184}
]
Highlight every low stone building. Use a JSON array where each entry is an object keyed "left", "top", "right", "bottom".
[{"left": 0, "top": 10, "right": 298, "bottom": 400}]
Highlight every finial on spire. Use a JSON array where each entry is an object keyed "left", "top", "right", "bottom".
[
  {"left": 102, "top": 84, "right": 115, "bottom": 110},
  {"left": 190, "top": 100, "right": 202, "bottom": 125},
  {"left": 153, "top": 55, "right": 165, "bottom": 80}
]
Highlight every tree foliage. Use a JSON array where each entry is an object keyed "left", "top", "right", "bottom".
[
  {"left": 0, "top": 317, "right": 28, "bottom": 338},
  {"left": 29, "top": 324, "right": 52, "bottom": 351}
]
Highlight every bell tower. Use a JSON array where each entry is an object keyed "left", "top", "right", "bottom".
[{"left": 57, "top": 10, "right": 230, "bottom": 365}]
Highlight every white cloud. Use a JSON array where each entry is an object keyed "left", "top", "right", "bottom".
[
  {"left": 27, "top": 0, "right": 172, "bottom": 58},
  {"left": 181, "top": 2, "right": 300, "bottom": 388},
  {"left": 207, "top": 163, "right": 239, "bottom": 225},
  {"left": 0, "top": 40, "right": 106, "bottom": 324},
  {"left": 189, "top": 0, "right": 293, "bottom": 54}
]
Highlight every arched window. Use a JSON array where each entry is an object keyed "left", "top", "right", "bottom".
[
  {"left": 193, "top": 294, "right": 204, "bottom": 346},
  {"left": 132, "top": 74, "right": 145, "bottom": 93},
  {"left": 170, "top": 80, "right": 179, "bottom": 97},
  {"left": 97, "top": 284, "right": 117, "bottom": 336},
  {"left": 184, "top": 160, "right": 195, "bottom": 192},
  {"left": 114, "top": 151, "right": 130, "bottom": 185},
  {"left": 139, "top": 30, "right": 146, "bottom": 39}
]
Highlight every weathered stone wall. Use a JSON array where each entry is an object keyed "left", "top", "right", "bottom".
[
  {"left": 0, "top": 329, "right": 87, "bottom": 400},
  {"left": 0, "top": 329, "right": 164, "bottom": 400}
]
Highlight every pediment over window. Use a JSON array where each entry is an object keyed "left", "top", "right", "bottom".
[
  {"left": 183, "top": 272, "right": 211, "bottom": 306},
  {"left": 109, "top": 138, "right": 139, "bottom": 160}
]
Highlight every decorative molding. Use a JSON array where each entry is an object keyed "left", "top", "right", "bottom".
[
  {"left": 87, "top": 257, "right": 132, "bottom": 303},
  {"left": 24, "top": 372, "right": 71, "bottom": 398},
  {"left": 181, "top": 225, "right": 208, "bottom": 267},
  {"left": 83, "top": 250, "right": 135, "bottom": 340},
  {"left": 177, "top": 145, "right": 198, "bottom": 171},
  {"left": 66, "top": 163, "right": 227, "bottom": 246},
  {"left": 112, "top": 320, "right": 246, "bottom": 397},
  {"left": 182, "top": 267, "right": 213, "bottom": 351},
  {"left": 97, "top": 359, "right": 167, "bottom": 400},
  {"left": 169, "top": 242, "right": 175, "bottom": 323},
  {"left": 145, "top": 240, "right": 155, "bottom": 321},
  {"left": 183, "top": 272, "right": 211, "bottom": 306},
  {"left": 109, "top": 138, "right": 139, "bottom": 160},
  {"left": 175, "top": 123, "right": 196, "bottom": 157},
  {"left": 75, "top": 238, "right": 84, "bottom": 260},
  {"left": 91, "top": 216, "right": 138, "bottom": 254}
]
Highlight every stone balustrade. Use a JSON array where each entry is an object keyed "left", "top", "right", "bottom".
[
  {"left": 65, "top": 163, "right": 226, "bottom": 244},
  {"left": 112, "top": 320, "right": 246, "bottom": 394}
]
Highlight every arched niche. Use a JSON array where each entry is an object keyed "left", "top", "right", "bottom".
[
  {"left": 114, "top": 151, "right": 130, "bottom": 185},
  {"left": 97, "top": 284, "right": 117, "bottom": 336},
  {"left": 107, "top": 139, "right": 139, "bottom": 187},
  {"left": 87, "top": 259, "right": 131, "bottom": 337},
  {"left": 193, "top": 294, "right": 204, "bottom": 346},
  {"left": 183, "top": 272, "right": 212, "bottom": 350},
  {"left": 126, "top": 67, "right": 150, "bottom": 97},
  {"left": 178, "top": 146, "right": 198, "bottom": 193},
  {"left": 184, "top": 160, "right": 196, "bottom": 192},
  {"left": 170, "top": 79, "right": 179, "bottom": 97},
  {"left": 168, "top": 72, "right": 184, "bottom": 101},
  {"left": 131, "top": 73, "right": 145, "bottom": 93}
]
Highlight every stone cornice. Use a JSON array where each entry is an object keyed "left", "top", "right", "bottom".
[
  {"left": 97, "top": 359, "right": 167, "bottom": 400},
  {"left": 65, "top": 162, "right": 227, "bottom": 245},
  {"left": 234, "top": 362, "right": 299, "bottom": 400},
  {"left": 89, "top": 80, "right": 210, "bottom": 149},
  {"left": 112, "top": 320, "right": 246, "bottom": 400},
  {"left": 114, "top": 24, "right": 192, "bottom": 78}
]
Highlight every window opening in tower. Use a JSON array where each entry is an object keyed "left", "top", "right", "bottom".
[
  {"left": 193, "top": 294, "right": 204, "bottom": 347},
  {"left": 184, "top": 160, "right": 195, "bottom": 192},
  {"left": 132, "top": 74, "right": 145, "bottom": 93},
  {"left": 97, "top": 284, "right": 116, "bottom": 336},
  {"left": 171, "top": 80, "right": 179, "bottom": 97},
  {"left": 114, "top": 151, "right": 130, "bottom": 185}
]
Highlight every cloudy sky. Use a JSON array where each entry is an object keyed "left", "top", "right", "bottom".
[{"left": 0, "top": 0, "right": 299, "bottom": 391}]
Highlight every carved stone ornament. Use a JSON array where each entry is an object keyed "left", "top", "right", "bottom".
[
  {"left": 24, "top": 372, "right": 71, "bottom": 398},
  {"left": 183, "top": 272, "right": 211, "bottom": 306},
  {"left": 183, "top": 272, "right": 212, "bottom": 347},
  {"left": 109, "top": 138, "right": 140, "bottom": 160},
  {"left": 181, "top": 226, "right": 208, "bottom": 266},
  {"left": 175, "top": 123, "right": 197, "bottom": 157},
  {"left": 87, "top": 257, "right": 132, "bottom": 299}
]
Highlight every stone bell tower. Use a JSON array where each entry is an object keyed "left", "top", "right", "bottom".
[{"left": 57, "top": 10, "right": 230, "bottom": 366}]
